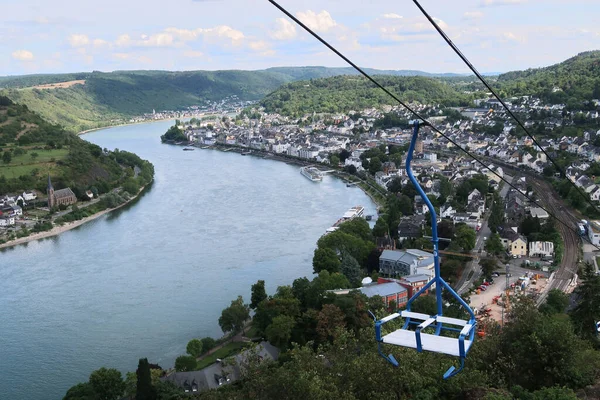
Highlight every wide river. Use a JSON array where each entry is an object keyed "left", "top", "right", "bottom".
[{"left": 0, "top": 120, "right": 377, "bottom": 400}]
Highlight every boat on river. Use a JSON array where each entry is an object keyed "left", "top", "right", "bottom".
[{"left": 300, "top": 166, "right": 323, "bottom": 182}]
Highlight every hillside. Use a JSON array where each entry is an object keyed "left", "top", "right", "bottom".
[
  {"left": 260, "top": 75, "right": 475, "bottom": 116},
  {"left": 0, "top": 95, "right": 153, "bottom": 196},
  {"left": 498, "top": 50, "right": 600, "bottom": 105},
  {"left": 0, "top": 67, "right": 473, "bottom": 132}
]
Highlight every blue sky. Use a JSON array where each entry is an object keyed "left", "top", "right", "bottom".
[{"left": 1, "top": 0, "right": 599, "bottom": 76}]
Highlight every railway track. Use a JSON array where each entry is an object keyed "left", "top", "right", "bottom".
[{"left": 529, "top": 178, "right": 580, "bottom": 304}]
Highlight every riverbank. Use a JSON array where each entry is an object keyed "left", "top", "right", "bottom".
[
  {"left": 0, "top": 185, "right": 148, "bottom": 250},
  {"left": 196, "top": 143, "right": 386, "bottom": 208}
]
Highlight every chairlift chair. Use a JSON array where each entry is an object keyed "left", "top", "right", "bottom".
[{"left": 373, "top": 121, "right": 477, "bottom": 379}]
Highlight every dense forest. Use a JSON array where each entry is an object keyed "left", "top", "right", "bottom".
[
  {"left": 0, "top": 95, "right": 153, "bottom": 196},
  {"left": 498, "top": 51, "right": 600, "bottom": 105},
  {"left": 260, "top": 75, "right": 476, "bottom": 117}
]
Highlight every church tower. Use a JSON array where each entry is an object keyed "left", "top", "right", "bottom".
[{"left": 47, "top": 174, "right": 55, "bottom": 209}]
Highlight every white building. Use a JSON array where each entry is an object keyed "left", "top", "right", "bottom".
[
  {"left": 528, "top": 241, "right": 554, "bottom": 258},
  {"left": 0, "top": 216, "right": 15, "bottom": 226}
]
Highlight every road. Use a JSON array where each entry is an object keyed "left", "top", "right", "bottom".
[
  {"left": 456, "top": 175, "right": 512, "bottom": 294},
  {"left": 529, "top": 178, "right": 580, "bottom": 305}
]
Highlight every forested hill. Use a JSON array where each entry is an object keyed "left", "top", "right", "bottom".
[
  {"left": 0, "top": 67, "right": 470, "bottom": 132},
  {"left": 260, "top": 75, "right": 475, "bottom": 117},
  {"left": 0, "top": 95, "right": 153, "bottom": 196},
  {"left": 498, "top": 50, "right": 600, "bottom": 104}
]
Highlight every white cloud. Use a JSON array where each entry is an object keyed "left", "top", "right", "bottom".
[
  {"left": 464, "top": 11, "right": 484, "bottom": 19},
  {"left": 113, "top": 53, "right": 130, "bottom": 60},
  {"left": 93, "top": 39, "right": 110, "bottom": 48},
  {"left": 199, "top": 25, "right": 245, "bottom": 46},
  {"left": 502, "top": 31, "right": 526, "bottom": 42},
  {"left": 296, "top": 10, "right": 337, "bottom": 33},
  {"left": 68, "top": 34, "right": 90, "bottom": 47},
  {"left": 481, "top": 0, "right": 526, "bottom": 6},
  {"left": 271, "top": 18, "right": 297, "bottom": 40},
  {"left": 183, "top": 50, "right": 204, "bottom": 58},
  {"left": 248, "top": 40, "right": 269, "bottom": 51},
  {"left": 12, "top": 49, "right": 34, "bottom": 61},
  {"left": 139, "top": 32, "right": 176, "bottom": 47},
  {"left": 115, "top": 34, "right": 132, "bottom": 47},
  {"left": 382, "top": 13, "right": 402, "bottom": 19}
]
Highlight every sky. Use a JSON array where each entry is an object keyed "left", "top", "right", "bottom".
[{"left": 1, "top": 0, "right": 599, "bottom": 76}]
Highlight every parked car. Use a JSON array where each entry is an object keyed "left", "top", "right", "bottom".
[
  {"left": 492, "top": 272, "right": 500, "bottom": 277},
  {"left": 479, "top": 285, "right": 487, "bottom": 291}
]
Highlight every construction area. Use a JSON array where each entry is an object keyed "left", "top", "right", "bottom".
[{"left": 469, "top": 268, "right": 550, "bottom": 324}]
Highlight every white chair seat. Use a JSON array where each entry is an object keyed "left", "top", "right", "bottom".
[{"left": 382, "top": 329, "right": 473, "bottom": 357}]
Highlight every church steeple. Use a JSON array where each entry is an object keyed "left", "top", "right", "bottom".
[{"left": 47, "top": 174, "right": 55, "bottom": 209}]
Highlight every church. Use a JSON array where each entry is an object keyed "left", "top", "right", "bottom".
[{"left": 47, "top": 175, "right": 77, "bottom": 208}]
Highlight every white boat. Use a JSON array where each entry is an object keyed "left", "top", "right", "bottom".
[
  {"left": 300, "top": 166, "right": 323, "bottom": 182},
  {"left": 322, "top": 205, "right": 365, "bottom": 237}
]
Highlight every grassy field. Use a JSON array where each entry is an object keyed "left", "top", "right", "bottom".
[
  {"left": 196, "top": 342, "right": 248, "bottom": 370},
  {"left": 0, "top": 148, "right": 68, "bottom": 179}
]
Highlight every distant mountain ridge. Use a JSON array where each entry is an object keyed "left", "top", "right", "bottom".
[{"left": 1, "top": 50, "right": 598, "bottom": 131}]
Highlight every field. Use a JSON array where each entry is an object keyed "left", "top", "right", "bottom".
[
  {"left": 0, "top": 148, "right": 68, "bottom": 178},
  {"left": 32, "top": 80, "right": 86, "bottom": 90}
]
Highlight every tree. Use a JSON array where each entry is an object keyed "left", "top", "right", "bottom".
[
  {"left": 480, "top": 258, "right": 497, "bottom": 280},
  {"left": 329, "top": 154, "right": 340, "bottom": 166},
  {"left": 312, "top": 247, "right": 341, "bottom": 274},
  {"left": 266, "top": 315, "right": 296, "bottom": 349},
  {"left": 186, "top": 339, "right": 204, "bottom": 358},
  {"left": 339, "top": 149, "right": 351, "bottom": 163},
  {"left": 387, "top": 177, "right": 403, "bottom": 193},
  {"left": 569, "top": 262, "right": 600, "bottom": 341},
  {"left": 218, "top": 296, "right": 250, "bottom": 334},
  {"left": 455, "top": 225, "right": 476, "bottom": 252},
  {"left": 337, "top": 217, "right": 372, "bottom": 242},
  {"left": 201, "top": 337, "right": 217, "bottom": 352},
  {"left": 485, "top": 233, "right": 504, "bottom": 255},
  {"left": 368, "top": 157, "right": 382, "bottom": 175},
  {"left": 30, "top": 152, "right": 39, "bottom": 160},
  {"left": 340, "top": 252, "right": 362, "bottom": 286},
  {"left": 540, "top": 289, "right": 569, "bottom": 316},
  {"left": 174, "top": 355, "right": 197, "bottom": 372},
  {"left": 88, "top": 368, "right": 125, "bottom": 400},
  {"left": 63, "top": 382, "right": 97, "bottom": 400},
  {"left": 136, "top": 358, "right": 157, "bottom": 400},
  {"left": 250, "top": 280, "right": 267, "bottom": 309},
  {"left": 2, "top": 151, "right": 11, "bottom": 164},
  {"left": 316, "top": 304, "right": 346, "bottom": 342}
]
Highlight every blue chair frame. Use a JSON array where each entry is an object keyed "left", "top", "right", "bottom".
[{"left": 373, "top": 121, "right": 477, "bottom": 379}]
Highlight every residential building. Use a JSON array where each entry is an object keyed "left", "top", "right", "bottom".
[
  {"left": 358, "top": 281, "right": 408, "bottom": 307},
  {"left": 510, "top": 236, "right": 528, "bottom": 257},
  {"left": 397, "top": 217, "right": 422, "bottom": 242},
  {"left": 379, "top": 249, "right": 434, "bottom": 278},
  {"left": 162, "top": 342, "right": 279, "bottom": 394}
]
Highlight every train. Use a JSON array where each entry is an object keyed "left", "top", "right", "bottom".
[{"left": 578, "top": 219, "right": 588, "bottom": 236}]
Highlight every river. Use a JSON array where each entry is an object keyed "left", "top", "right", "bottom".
[{"left": 0, "top": 120, "right": 377, "bottom": 400}]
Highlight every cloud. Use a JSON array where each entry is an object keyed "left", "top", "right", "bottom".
[
  {"left": 93, "top": 39, "right": 110, "bottom": 48},
  {"left": 200, "top": 25, "right": 245, "bottom": 46},
  {"left": 183, "top": 50, "right": 204, "bottom": 58},
  {"left": 248, "top": 40, "right": 269, "bottom": 51},
  {"left": 296, "top": 10, "right": 337, "bottom": 33},
  {"left": 481, "top": 0, "right": 526, "bottom": 6},
  {"left": 271, "top": 18, "right": 297, "bottom": 40},
  {"left": 12, "top": 49, "right": 34, "bottom": 61},
  {"left": 113, "top": 53, "right": 130, "bottom": 60},
  {"left": 502, "top": 31, "right": 526, "bottom": 42},
  {"left": 68, "top": 34, "right": 90, "bottom": 47},
  {"left": 382, "top": 13, "right": 403, "bottom": 19},
  {"left": 464, "top": 11, "right": 484, "bottom": 19}
]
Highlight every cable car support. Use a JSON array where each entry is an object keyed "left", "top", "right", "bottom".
[{"left": 373, "top": 121, "right": 477, "bottom": 379}]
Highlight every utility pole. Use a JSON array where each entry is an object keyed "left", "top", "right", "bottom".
[{"left": 501, "top": 263, "right": 510, "bottom": 327}]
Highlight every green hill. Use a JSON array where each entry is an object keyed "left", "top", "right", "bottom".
[
  {"left": 0, "top": 68, "right": 473, "bottom": 132},
  {"left": 0, "top": 95, "right": 153, "bottom": 197},
  {"left": 260, "top": 75, "right": 475, "bottom": 117},
  {"left": 498, "top": 50, "right": 600, "bottom": 105}
]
